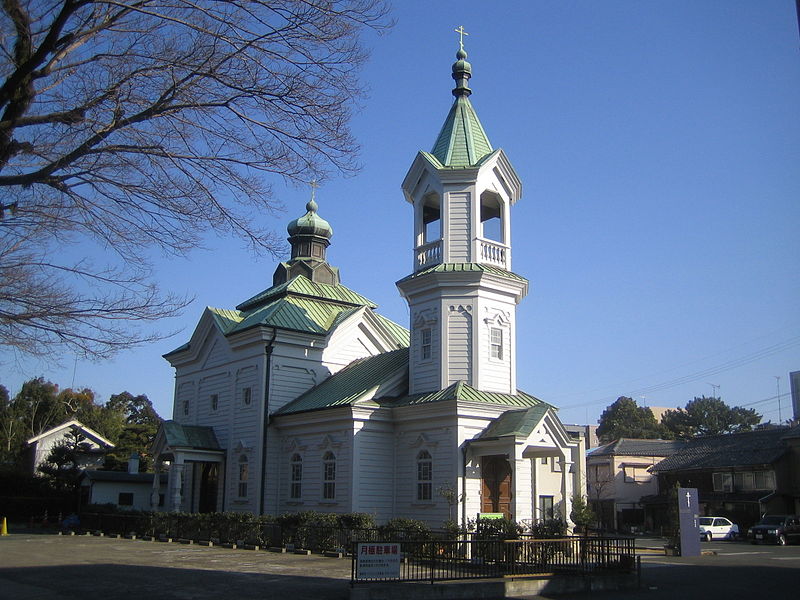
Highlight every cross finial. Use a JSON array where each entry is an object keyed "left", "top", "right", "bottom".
[
  {"left": 309, "top": 179, "right": 319, "bottom": 202},
  {"left": 454, "top": 25, "right": 469, "bottom": 50}
]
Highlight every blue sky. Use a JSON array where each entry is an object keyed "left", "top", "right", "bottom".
[{"left": 2, "top": 1, "right": 799, "bottom": 427}]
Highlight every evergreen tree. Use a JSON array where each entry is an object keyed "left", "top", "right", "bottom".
[
  {"left": 662, "top": 396, "right": 761, "bottom": 438},
  {"left": 596, "top": 397, "right": 669, "bottom": 443}
]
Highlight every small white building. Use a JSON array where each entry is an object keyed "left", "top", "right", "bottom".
[
  {"left": 154, "top": 42, "right": 586, "bottom": 529},
  {"left": 80, "top": 469, "right": 168, "bottom": 512},
  {"left": 26, "top": 420, "right": 114, "bottom": 475}
]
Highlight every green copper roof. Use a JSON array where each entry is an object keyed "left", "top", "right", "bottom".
[
  {"left": 390, "top": 381, "right": 552, "bottom": 410},
  {"left": 237, "top": 275, "right": 376, "bottom": 312},
  {"left": 431, "top": 95, "right": 493, "bottom": 167},
  {"left": 165, "top": 275, "right": 408, "bottom": 356},
  {"left": 162, "top": 420, "right": 221, "bottom": 450},
  {"left": 375, "top": 313, "right": 411, "bottom": 347},
  {"left": 477, "top": 406, "right": 550, "bottom": 439},
  {"left": 397, "top": 262, "right": 528, "bottom": 284},
  {"left": 274, "top": 348, "right": 409, "bottom": 415},
  {"left": 287, "top": 199, "right": 333, "bottom": 239}
]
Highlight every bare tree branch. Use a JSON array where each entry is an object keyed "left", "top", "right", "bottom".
[{"left": 0, "top": 0, "right": 392, "bottom": 360}]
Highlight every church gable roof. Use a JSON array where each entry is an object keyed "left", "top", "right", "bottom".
[
  {"left": 164, "top": 275, "right": 400, "bottom": 357},
  {"left": 274, "top": 348, "right": 409, "bottom": 415},
  {"left": 160, "top": 420, "right": 221, "bottom": 451},
  {"left": 390, "top": 381, "right": 552, "bottom": 410},
  {"left": 236, "top": 275, "right": 376, "bottom": 312},
  {"left": 477, "top": 405, "right": 550, "bottom": 439}
]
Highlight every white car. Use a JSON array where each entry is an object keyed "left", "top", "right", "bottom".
[{"left": 699, "top": 516, "right": 739, "bottom": 541}]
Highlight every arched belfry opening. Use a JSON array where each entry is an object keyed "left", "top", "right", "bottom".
[
  {"left": 480, "top": 191, "right": 504, "bottom": 243},
  {"left": 422, "top": 193, "right": 441, "bottom": 244},
  {"left": 415, "top": 192, "right": 442, "bottom": 269}
]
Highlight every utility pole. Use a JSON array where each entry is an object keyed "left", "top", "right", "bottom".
[
  {"left": 775, "top": 376, "right": 782, "bottom": 424},
  {"left": 707, "top": 383, "right": 720, "bottom": 398}
]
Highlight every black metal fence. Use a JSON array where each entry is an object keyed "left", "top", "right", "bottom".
[{"left": 351, "top": 537, "right": 637, "bottom": 584}]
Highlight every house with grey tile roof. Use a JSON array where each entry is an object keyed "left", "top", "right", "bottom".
[
  {"left": 586, "top": 438, "right": 685, "bottom": 532},
  {"left": 647, "top": 426, "right": 800, "bottom": 532},
  {"left": 152, "top": 43, "right": 585, "bottom": 529}
]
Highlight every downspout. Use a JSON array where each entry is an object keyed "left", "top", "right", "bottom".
[
  {"left": 259, "top": 328, "right": 277, "bottom": 515},
  {"left": 461, "top": 441, "right": 470, "bottom": 530}
]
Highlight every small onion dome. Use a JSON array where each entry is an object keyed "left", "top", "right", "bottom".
[
  {"left": 287, "top": 199, "right": 333, "bottom": 238},
  {"left": 452, "top": 47, "right": 472, "bottom": 76},
  {"left": 451, "top": 47, "right": 472, "bottom": 97}
]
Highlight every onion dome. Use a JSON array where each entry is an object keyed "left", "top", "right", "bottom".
[{"left": 287, "top": 199, "right": 333, "bottom": 239}]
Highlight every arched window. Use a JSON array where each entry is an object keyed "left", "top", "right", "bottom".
[
  {"left": 237, "top": 454, "right": 248, "bottom": 498},
  {"left": 322, "top": 451, "right": 336, "bottom": 500},
  {"left": 290, "top": 454, "right": 302, "bottom": 499},
  {"left": 422, "top": 194, "right": 441, "bottom": 243},
  {"left": 480, "top": 192, "right": 503, "bottom": 242},
  {"left": 417, "top": 450, "right": 432, "bottom": 501}
]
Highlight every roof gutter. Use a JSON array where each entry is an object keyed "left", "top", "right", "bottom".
[{"left": 259, "top": 328, "right": 278, "bottom": 515}]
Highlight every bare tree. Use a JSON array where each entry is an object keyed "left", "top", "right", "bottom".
[{"left": 0, "top": 0, "right": 390, "bottom": 359}]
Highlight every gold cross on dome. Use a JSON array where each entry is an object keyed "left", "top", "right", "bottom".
[{"left": 454, "top": 25, "right": 469, "bottom": 50}]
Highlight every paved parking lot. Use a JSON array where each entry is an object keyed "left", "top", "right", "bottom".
[
  {"left": 0, "top": 534, "right": 352, "bottom": 600},
  {"left": 1, "top": 534, "right": 798, "bottom": 600}
]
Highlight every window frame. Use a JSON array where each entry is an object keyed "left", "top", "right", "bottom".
[
  {"left": 242, "top": 386, "right": 252, "bottom": 407},
  {"left": 416, "top": 450, "right": 433, "bottom": 501},
  {"left": 118, "top": 492, "right": 134, "bottom": 506},
  {"left": 210, "top": 394, "right": 218, "bottom": 412},
  {"left": 539, "top": 495, "right": 555, "bottom": 520},
  {"left": 290, "top": 454, "right": 302, "bottom": 500},
  {"left": 490, "top": 327, "right": 504, "bottom": 360},
  {"left": 237, "top": 454, "right": 249, "bottom": 498},
  {"left": 421, "top": 327, "right": 432, "bottom": 361},
  {"left": 322, "top": 451, "right": 336, "bottom": 500}
]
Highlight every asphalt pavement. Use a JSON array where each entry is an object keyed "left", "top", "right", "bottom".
[{"left": 0, "top": 533, "right": 797, "bottom": 600}]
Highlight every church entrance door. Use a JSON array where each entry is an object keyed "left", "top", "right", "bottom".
[
  {"left": 199, "top": 463, "right": 218, "bottom": 513},
  {"left": 481, "top": 455, "right": 512, "bottom": 518}
]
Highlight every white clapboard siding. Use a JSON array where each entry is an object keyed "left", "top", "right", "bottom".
[
  {"left": 447, "top": 191, "right": 471, "bottom": 261},
  {"left": 447, "top": 307, "right": 472, "bottom": 386}
]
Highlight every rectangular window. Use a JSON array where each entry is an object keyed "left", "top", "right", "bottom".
[
  {"left": 118, "top": 492, "right": 134, "bottom": 506},
  {"left": 551, "top": 459, "right": 562, "bottom": 473},
  {"left": 712, "top": 472, "right": 733, "bottom": 492},
  {"left": 243, "top": 387, "right": 252, "bottom": 406},
  {"left": 210, "top": 394, "right": 218, "bottom": 411},
  {"left": 623, "top": 466, "right": 649, "bottom": 483},
  {"left": 183, "top": 400, "right": 189, "bottom": 416},
  {"left": 238, "top": 457, "right": 249, "bottom": 498},
  {"left": 540, "top": 457, "right": 548, "bottom": 465},
  {"left": 490, "top": 327, "right": 503, "bottom": 360},
  {"left": 421, "top": 328, "right": 432, "bottom": 360},
  {"left": 539, "top": 495, "right": 554, "bottom": 520},
  {"left": 290, "top": 456, "right": 302, "bottom": 500},
  {"left": 416, "top": 451, "right": 432, "bottom": 501},
  {"left": 323, "top": 452, "right": 336, "bottom": 500}
]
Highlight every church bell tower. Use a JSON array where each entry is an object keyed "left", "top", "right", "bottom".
[{"left": 397, "top": 38, "right": 528, "bottom": 396}]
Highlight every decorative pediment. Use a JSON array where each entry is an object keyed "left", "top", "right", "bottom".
[
  {"left": 483, "top": 307, "right": 511, "bottom": 326},
  {"left": 317, "top": 434, "right": 342, "bottom": 450},
  {"left": 408, "top": 432, "right": 439, "bottom": 449},
  {"left": 413, "top": 308, "right": 439, "bottom": 328},
  {"left": 282, "top": 436, "right": 307, "bottom": 453},
  {"left": 233, "top": 440, "right": 252, "bottom": 454}
]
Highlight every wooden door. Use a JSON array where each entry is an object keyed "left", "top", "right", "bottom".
[{"left": 481, "top": 455, "right": 512, "bottom": 518}]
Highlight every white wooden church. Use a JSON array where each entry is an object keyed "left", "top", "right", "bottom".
[{"left": 152, "top": 42, "right": 586, "bottom": 530}]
